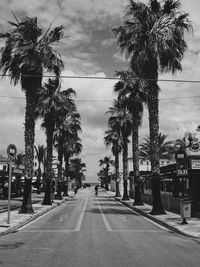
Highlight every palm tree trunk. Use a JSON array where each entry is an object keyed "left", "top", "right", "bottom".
[
  {"left": 63, "top": 155, "right": 69, "bottom": 197},
  {"left": 122, "top": 139, "right": 129, "bottom": 200},
  {"left": 55, "top": 142, "right": 63, "bottom": 200},
  {"left": 42, "top": 124, "right": 53, "bottom": 205},
  {"left": 105, "top": 166, "right": 109, "bottom": 191},
  {"left": 147, "top": 79, "right": 165, "bottom": 215},
  {"left": 19, "top": 89, "right": 36, "bottom": 214},
  {"left": 36, "top": 167, "right": 41, "bottom": 193},
  {"left": 132, "top": 120, "right": 143, "bottom": 205},
  {"left": 115, "top": 153, "right": 121, "bottom": 197}
]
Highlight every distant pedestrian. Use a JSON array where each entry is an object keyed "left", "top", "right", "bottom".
[
  {"left": 95, "top": 185, "right": 98, "bottom": 196},
  {"left": 74, "top": 186, "right": 77, "bottom": 195}
]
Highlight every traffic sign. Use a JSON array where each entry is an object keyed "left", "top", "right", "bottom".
[{"left": 7, "top": 144, "right": 17, "bottom": 159}]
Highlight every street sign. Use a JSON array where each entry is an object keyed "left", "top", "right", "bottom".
[{"left": 7, "top": 144, "right": 17, "bottom": 159}]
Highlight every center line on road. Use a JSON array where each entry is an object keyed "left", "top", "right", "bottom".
[
  {"left": 74, "top": 197, "right": 88, "bottom": 232},
  {"left": 97, "top": 199, "right": 112, "bottom": 232}
]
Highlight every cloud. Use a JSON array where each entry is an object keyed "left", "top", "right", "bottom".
[{"left": 0, "top": 0, "right": 200, "bottom": 182}]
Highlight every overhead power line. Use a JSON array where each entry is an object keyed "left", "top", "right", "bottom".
[
  {"left": 1, "top": 95, "right": 200, "bottom": 102},
  {"left": 1, "top": 74, "right": 200, "bottom": 84}
]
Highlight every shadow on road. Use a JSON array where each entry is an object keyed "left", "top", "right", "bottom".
[
  {"left": 86, "top": 208, "right": 139, "bottom": 215},
  {"left": 0, "top": 242, "right": 24, "bottom": 250}
]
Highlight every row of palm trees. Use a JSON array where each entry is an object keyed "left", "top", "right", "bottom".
[
  {"left": 0, "top": 16, "right": 83, "bottom": 213},
  {"left": 103, "top": 0, "right": 192, "bottom": 215},
  {"left": 100, "top": 132, "right": 175, "bottom": 199}
]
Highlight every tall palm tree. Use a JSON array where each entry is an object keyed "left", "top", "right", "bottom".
[
  {"left": 54, "top": 112, "right": 82, "bottom": 199},
  {"left": 97, "top": 169, "right": 105, "bottom": 188},
  {"left": 34, "top": 145, "right": 46, "bottom": 193},
  {"left": 114, "top": 70, "right": 146, "bottom": 205},
  {"left": 104, "top": 128, "right": 122, "bottom": 197},
  {"left": 70, "top": 158, "right": 86, "bottom": 189},
  {"left": 0, "top": 16, "right": 64, "bottom": 213},
  {"left": 107, "top": 100, "right": 132, "bottom": 200},
  {"left": 62, "top": 113, "right": 82, "bottom": 196},
  {"left": 99, "top": 156, "right": 114, "bottom": 191},
  {"left": 113, "top": 0, "right": 192, "bottom": 214},
  {"left": 36, "top": 78, "right": 76, "bottom": 205},
  {"left": 63, "top": 139, "right": 82, "bottom": 196}
]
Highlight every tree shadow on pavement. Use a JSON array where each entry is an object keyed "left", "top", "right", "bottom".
[{"left": 86, "top": 208, "right": 139, "bottom": 215}]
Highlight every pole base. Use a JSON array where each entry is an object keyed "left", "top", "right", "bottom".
[{"left": 180, "top": 218, "right": 188, "bottom": 224}]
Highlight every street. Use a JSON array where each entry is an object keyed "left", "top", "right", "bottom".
[{"left": 0, "top": 188, "right": 200, "bottom": 267}]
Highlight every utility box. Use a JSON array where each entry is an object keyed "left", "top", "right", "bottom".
[{"left": 180, "top": 198, "right": 191, "bottom": 219}]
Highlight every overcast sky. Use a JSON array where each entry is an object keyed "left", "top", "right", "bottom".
[{"left": 0, "top": 0, "right": 199, "bottom": 182}]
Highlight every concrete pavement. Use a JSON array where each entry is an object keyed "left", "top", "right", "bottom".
[
  {"left": 106, "top": 190, "right": 200, "bottom": 239},
  {"left": 1, "top": 189, "right": 200, "bottom": 239}
]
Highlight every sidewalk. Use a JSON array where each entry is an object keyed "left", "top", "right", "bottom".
[
  {"left": 106, "top": 190, "right": 200, "bottom": 239},
  {"left": 0, "top": 192, "right": 72, "bottom": 236}
]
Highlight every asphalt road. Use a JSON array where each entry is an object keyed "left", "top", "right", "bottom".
[{"left": 0, "top": 188, "right": 200, "bottom": 267}]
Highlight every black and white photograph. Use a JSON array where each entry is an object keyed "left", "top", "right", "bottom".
[{"left": 0, "top": 0, "right": 200, "bottom": 266}]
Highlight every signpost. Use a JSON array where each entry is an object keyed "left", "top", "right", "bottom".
[{"left": 7, "top": 144, "right": 17, "bottom": 224}]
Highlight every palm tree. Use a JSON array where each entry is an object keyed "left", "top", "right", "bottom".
[
  {"left": 70, "top": 158, "right": 86, "bottom": 189},
  {"left": 34, "top": 145, "right": 46, "bottom": 193},
  {"left": 139, "top": 133, "right": 175, "bottom": 162},
  {"left": 36, "top": 78, "right": 76, "bottom": 205},
  {"left": 104, "top": 128, "right": 122, "bottom": 197},
  {"left": 97, "top": 169, "right": 105, "bottom": 188},
  {"left": 113, "top": 0, "right": 192, "bottom": 214},
  {"left": 62, "top": 113, "right": 82, "bottom": 196},
  {"left": 54, "top": 112, "right": 82, "bottom": 199},
  {"left": 63, "top": 139, "right": 82, "bottom": 196},
  {"left": 107, "top": 100, "right": 132, "bottom": 200},
  {"left": 114, "top": 70, "right": 145, "bottom": 205},
  {"left": 99, "top": 156, "right": 114, "bottom": 191},
  {"left": 0, "top": 16, "right": 65, "bottom": 213}
]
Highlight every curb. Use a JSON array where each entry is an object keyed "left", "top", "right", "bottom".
[
  {"left": 0, "top": 199, "right": 67, "bottom": 237},
  {"left": 113, "top": 197, "right": 198, "bottom": 239}
]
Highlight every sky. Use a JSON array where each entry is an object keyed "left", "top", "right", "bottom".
[{"left": 0, "top": 0, "right": 200, "bottom": 183}]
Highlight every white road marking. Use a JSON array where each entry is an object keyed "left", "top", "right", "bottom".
[
  {"left": 97, "top": 198, "right": 112, "bottom": 232},
  {"left": 19, "top": 206, "right": 61, "bottom": 231},
  {"left": 74, "top": 197, "right": 88, "bottom": 231},
  {"left": 109, "top": 229, "right": 165, "bottom": 232},
  {"left": 116, "top": 200, "right": 168, "bottom": 231}
]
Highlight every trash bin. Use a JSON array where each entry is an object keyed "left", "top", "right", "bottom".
[{"left": 180, "top": 198, "right": 191, "bottom": 220}]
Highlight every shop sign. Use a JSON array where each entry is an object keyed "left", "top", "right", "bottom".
[
  {"left": 177, "top": 169, "right": 188, "bottom": 176},
  {"left": 189, "top": 139, "right": 200, "bottom": 152},
  {"left": 191, "top": 159, "right": 200, "bottom": 169}
]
